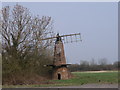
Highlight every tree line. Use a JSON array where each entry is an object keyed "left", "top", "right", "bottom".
[{"left": 68, "top": 58, "right": 119, "bottom": 72}]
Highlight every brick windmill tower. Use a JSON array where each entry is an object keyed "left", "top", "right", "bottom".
[{"left": 43, "top": 33, "right": 81, "bottom": 80}]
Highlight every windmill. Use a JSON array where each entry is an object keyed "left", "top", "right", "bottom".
[{"left": 43, "top": 33, "right": 82, "bottom": 80}]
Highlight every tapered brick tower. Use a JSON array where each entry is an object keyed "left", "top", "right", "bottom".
[{"left": 52, "top": 33, "right": 71, "bottom": 80}]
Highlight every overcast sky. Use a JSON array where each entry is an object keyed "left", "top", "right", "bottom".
[{"left": 2, "top": 2, "right": 118, "bottom": 64}]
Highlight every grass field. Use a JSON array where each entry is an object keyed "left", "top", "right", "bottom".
[
  {"left": 48, "top": 71, "right": 118, "bottom": 87},
  {"left": 3, "top": 71, "right": 118, "bottom": 88}
]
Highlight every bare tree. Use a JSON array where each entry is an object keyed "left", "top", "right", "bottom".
[
  {"left": 80, "top": 60, "right": 89, "bottom": 66},
  {"left": 2, "top": 4, "right": 54, "bottom": 85},
  {"left": 90, "top": 58, "right": 97, "bottom": 66},
  {"left": 98, "top": 58, "right": 108, "bottom": 66},
  {"left": 2, "top": 5, "right": 53, "bottom": 59}
]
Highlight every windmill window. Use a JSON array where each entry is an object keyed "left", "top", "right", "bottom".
[
  {"left": 57, "top": 53, "right": 61, "bottom": 57},
  {"left": 57, "top": 53, "right": 61, "bottom": 61}
]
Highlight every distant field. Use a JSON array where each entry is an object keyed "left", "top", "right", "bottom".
[{"left": 3, "top": 71, "right": 118, "bottom": 88}]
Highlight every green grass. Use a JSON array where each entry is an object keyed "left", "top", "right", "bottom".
[
  {"left": 50, "top": 71, "right": 118, "bottom": 86},
  {"left": 3, "top": 71, "right": 118, "bottom": 88}
]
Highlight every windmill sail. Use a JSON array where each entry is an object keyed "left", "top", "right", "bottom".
[{"left": 41, "top": 33, "right": 82, "bottom": 43}]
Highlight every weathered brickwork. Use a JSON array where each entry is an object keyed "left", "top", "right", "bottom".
[
  {"left": 53, "top": 41, "right": 66, "bottom": 66},
  {"left": 52, "top": 38, "right": 71, "bottom": 80},
  {"left": 52, "top": 67, "right": 71, "bottom": 80}
]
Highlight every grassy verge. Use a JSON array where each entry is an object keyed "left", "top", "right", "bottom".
[{"left": 3, "top": 71, "right": 118, "bottom": 88}]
